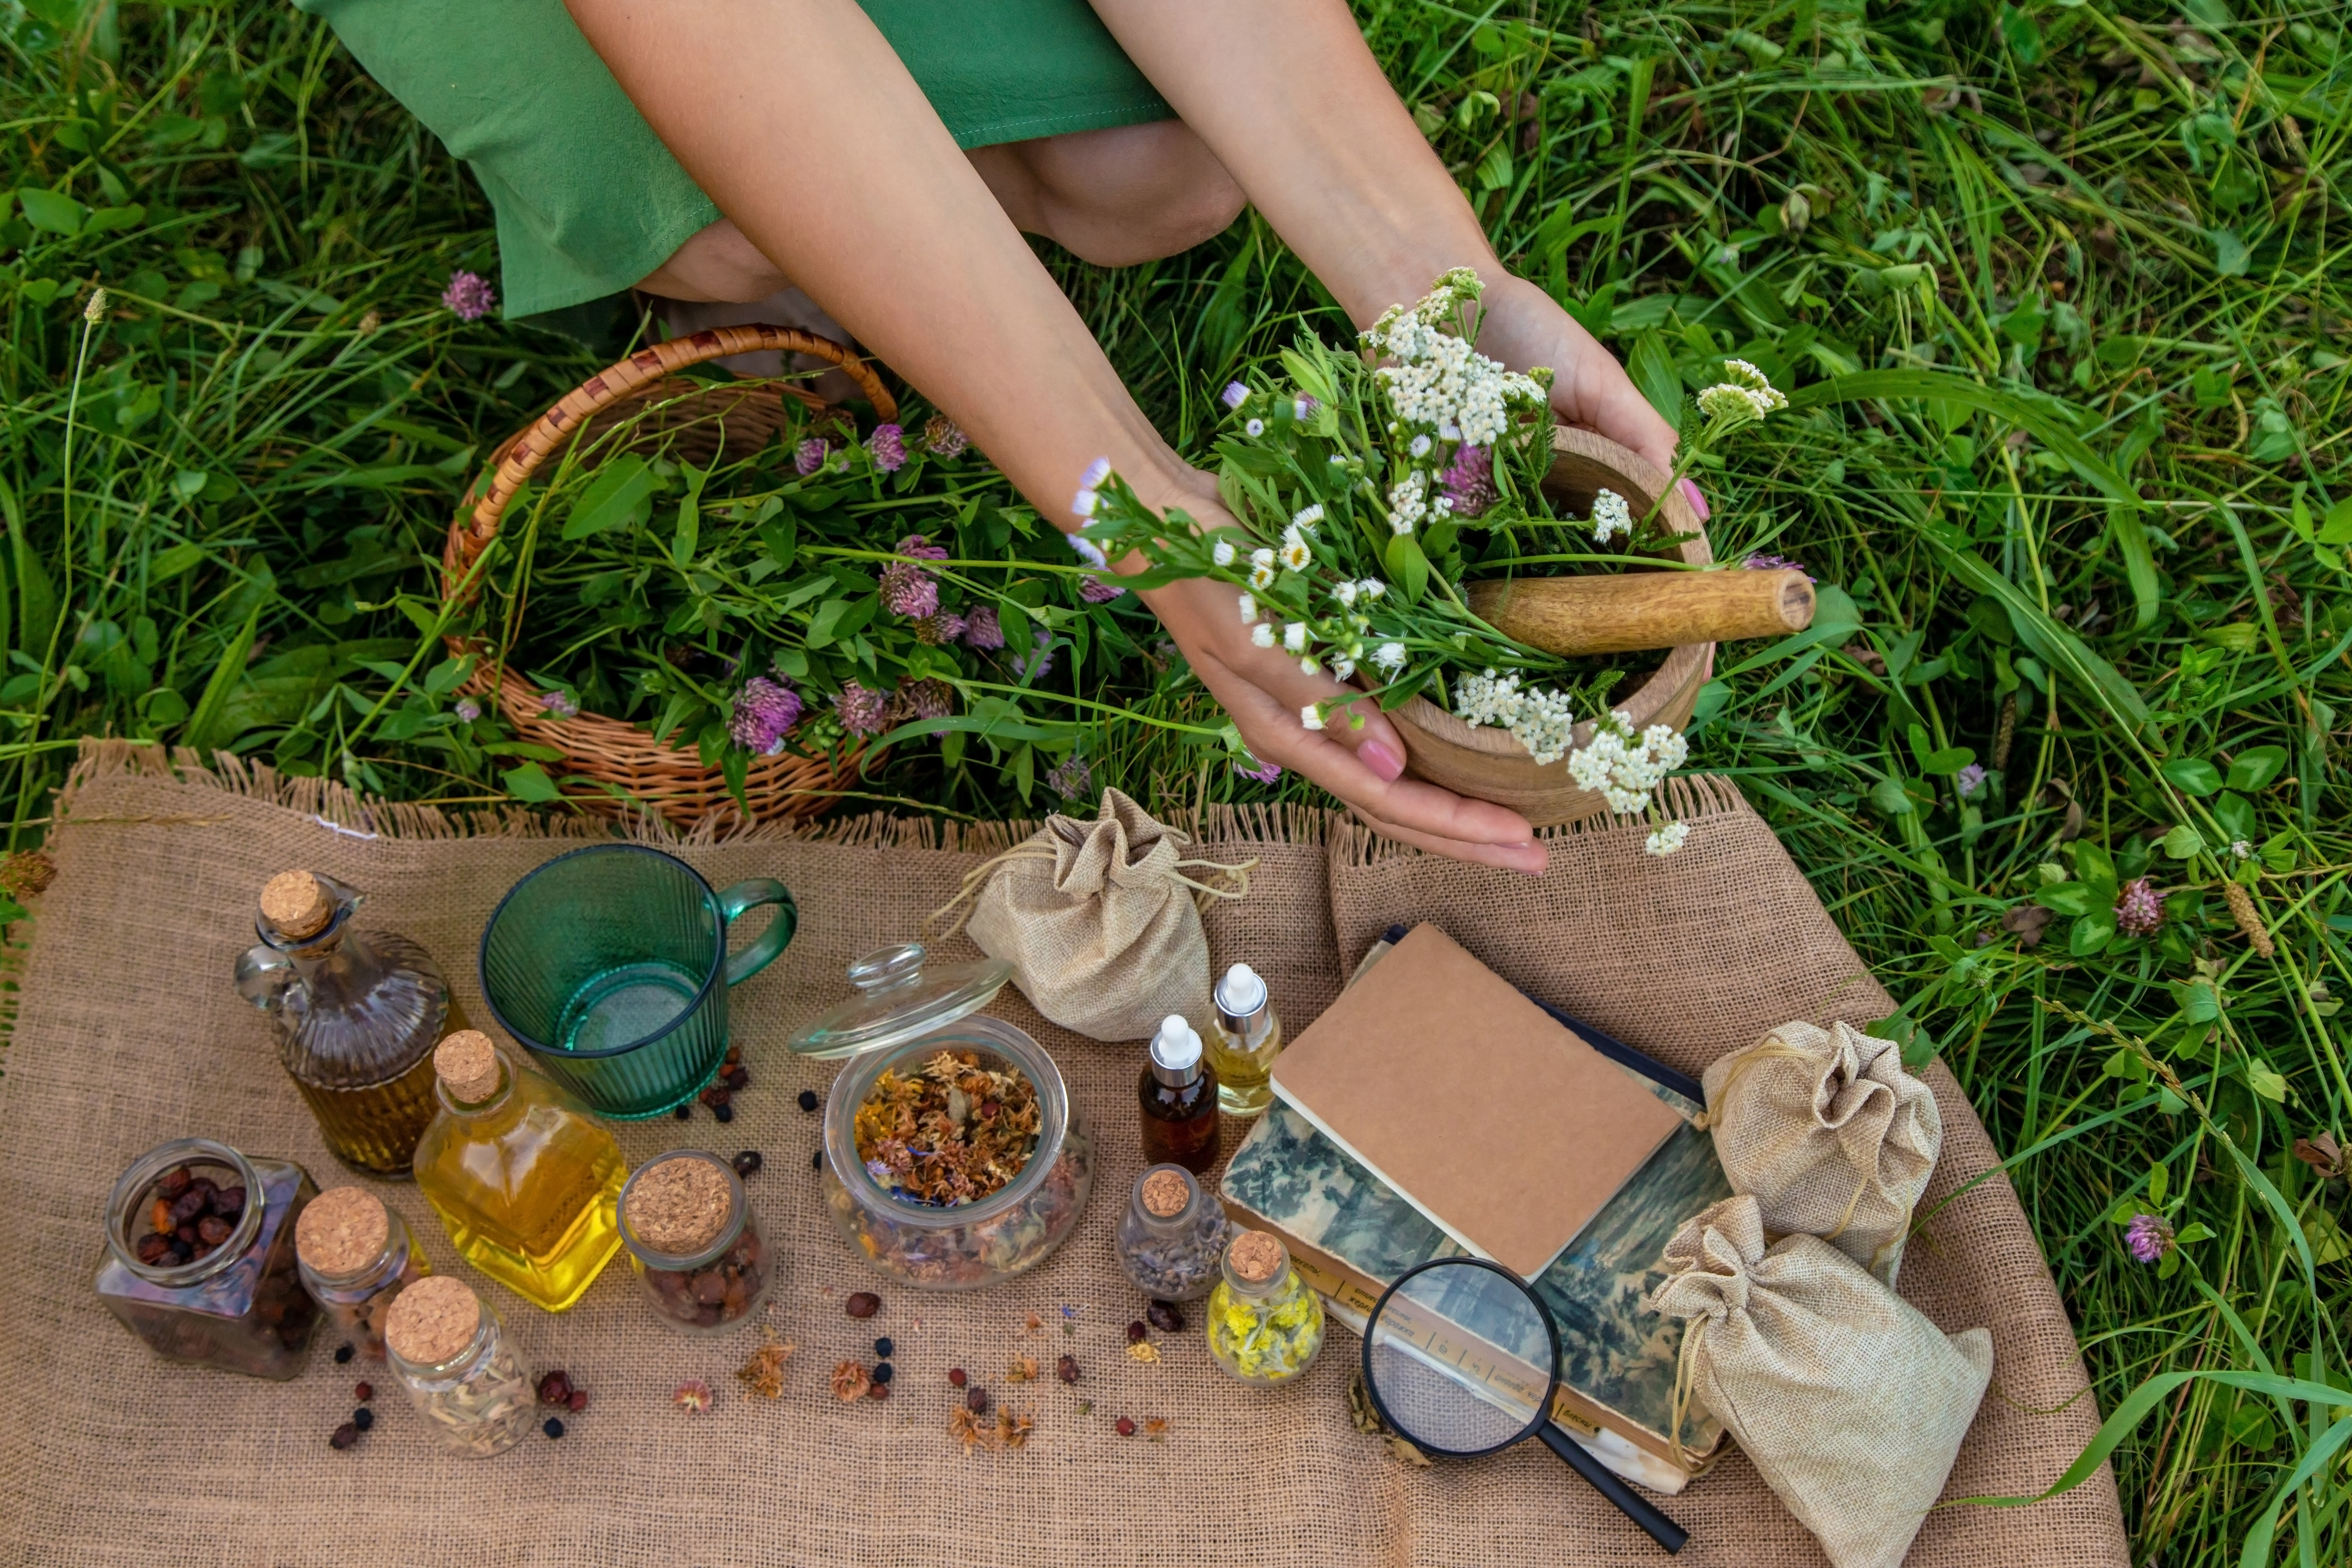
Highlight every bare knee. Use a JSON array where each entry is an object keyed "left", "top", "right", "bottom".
[
  {"left": 1004, "top": 121, "right": 1245, "bottom": 267},
  {"left": 636, "top": 218, "right": 790, "bottom": 303}
]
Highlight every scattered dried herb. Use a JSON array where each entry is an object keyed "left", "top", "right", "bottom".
[
  {"left": 736, "top": 1331, "right": 793, "bottom": 1399},
  {"left": 1007, "top": 1354, "right": 1038, "bottom": 1383},
  {"left": 1143, "top": 1416, "right": 1168, "bottom": 1442},
  {"left": 832, "top": 1361, "right": 872, "bottom": 1402},
  {"left": 1126, "top": 1341, "right": 1161, "bottom": 1364},
  {"left": 1147, "top": 1300, "right": 1186, "bottom": 1334},
  {"left": 673, "top": 1380, "right": 713, "bottom": 1413},
  {"left": 845, "top": 1291, "right": 881, "bottom": 1318},
  {"left": 1346, "top": 1368, "right": 1431, "bottom": 1467},
  {"left": 853, "top": 1049, "right": 1040, "bottom": 1207},
  {"left": 998, "top": 1407, "right": 1035, "bottom": 1449},
  {"left": 947, "top": 1401, "right": 1036, "bottom": 1453},
  {"left": 1056, "top": 1354, "right": 1080, "bottom": 1383}
]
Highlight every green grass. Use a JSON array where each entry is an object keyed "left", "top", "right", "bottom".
[{"left": 6, "top": 0, "right": 2352, "bottom": 1559}]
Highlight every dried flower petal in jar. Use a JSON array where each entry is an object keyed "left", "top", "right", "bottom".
[
  {"left": 1115, "top": 1164, "right": 1230, "bottom": 1302},
  {"left": 94, "top": 1138, "right": 321, "bottom": 1380},
  {"left": 385, "top": 1275, "right": 534, "bottom": 1458},
  {"left": 618, "top": 1151, "right": 774, "bottom": 1334},
  {"left": 296, "top": 1185, "right": 429, "bottom": 1359},
  {"left": 1207, "top": 1230, "right": 1325, "bottom": 1386}
]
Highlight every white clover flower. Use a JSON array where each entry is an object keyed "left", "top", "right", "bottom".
[
  {"left": 1283, "top": 622, "right": 1309, "bottom": 653},
  {"left": 1334, "top": 580, "right": 1358, "bottom": 608},
  {"left": 1069, "top": 533, "right": 1108, "bottom": 568},
  {"left": 1212, "top": 539, "right": 1237, "bottom": 567},
  {"left": 1251, "top": 623, "right": 1276, "bottom": 648},
  {"left": 2231, "top": 839, "right": 2254, "bottom": 860},
  {"left": 1591, "top": 488, "right": 1632, "bottom": 545},
  {"left": 1237, "top": 592, "right": 1257, "bottom": 623},
  {"left": 1329, "top": 657, "right": 1357, "bottom": 681},
  {"left": 1646, "top": 822, "right": 1689, "bottom": 857},
  {"left": 1292, "top": 503, "right": 1324, "bottom": 532},
  {"left": 1071, "top": 488, "right": 1099, "bottom": 518},
  {"left": 1301, "top": 704, "right": 1325, "bottom": 731},
  {"left": 1409, "top": 434, "right": 1432, "bottom": 459},
  {"left": 1245, "top": 418, "right": 1266, "bottom": 438},
  {"left": 1372, "top": 641, "right": 1407, "bottom": 673},
  {"left": 1080, "top": 456, "right": 1112, "bottom": 488},
  {"left": 1249, "top": 549, "right": 1277, "bottom": 591},
  {"left": 1279, "top": 530, "right": 1313, "bottom": 572}
]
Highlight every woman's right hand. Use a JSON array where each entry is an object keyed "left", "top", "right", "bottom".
[{"left": 1139, "top": 571, "right": 1549, "bottom": 875}]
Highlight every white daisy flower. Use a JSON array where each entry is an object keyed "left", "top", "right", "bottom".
[
  {"left": 1237, "top": 593, "right": 1257, "bottom": 623},
  {"left": 1279, "top": 531, "right": 1313, "bottom": 571},
  {"left": 1249, "top": 548, "right": 1277, "bottom": 590},
  {"left": 1300, "top": 704, "right": 1325, "bottom": 731},
  {"left": 1245, "top": 418, "right": 1266, "bottom": 437},
  {"left": 1251, "top": 622, "right": 1276, "bottom": 648},
  {"left": 1371, "top": 641, "right": 1407, "bottom": 672},
  {"left": 1329, "top": 657, "right": 1357, "bottom": 681},
  {"left": 1334, "top": 581, "right": 1358, "bottom": 608},
  {"left": 1071, "top": 488, "right": 1099, "bottom": 518},
  {"left": 1409, "top": 434, "right": 1432, "bottom": 459},
  {"left": 1283, "top": 622, "right": 1308, "bottom": 653},
  {"left": 1069, "top": 533, "right": 1107, "bottom": 568},
  {"left": 1080, "top": 456, "right": 1112, "bottom": 488},
  {"left": 1212, "top": 539, "right": 1237, "bottom": 566},
  {"left": 1359, "top": 579, "right": 1386, "bottom": 600},
  {"left": 1292, "top": 503, "right": 1324, "bottom": 531}
]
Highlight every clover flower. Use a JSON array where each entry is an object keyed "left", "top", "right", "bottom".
[
  {"left": 1372, "top": 641, "right": 1408, "bottom": 673},
  {"left": 2115, "top": 876, "right": 2162, "bottom": 937},
  {"left": 453, "top": 697, "right": 482, "bottom": 723},
  {"left": 539, "top": 688, "right": 579, "bottom": 719},
  {"left": 1742, "top": 551, "right": 1815, "bottom": 580},
  {"left": 962, "top": 604, "right": 1005, "bottom": 651},
  {"left": 1047, "top": 753, "right": 1093, "bottom": 800},
  {"left": 441, "top": 270, "right": 496, "bottom": 321},
  {"left": 2230, "top": 839, "right": 2254, "bottom": 860},
  {"left": 1646, "top": 821, "right": 1690, "bottom": 856},
  {"left": 835, "top": 681, "right": 890, "bottom": 737},
  {"left": 2124, "top": 1212, "right": 2173, "bottom": 1264},
  {"left": 1590, "top": 488, "right": 1632, "bottom": 545},
  {"left": 1438, "top": 443, "right": 1497, "bottom": 518},
  {"left": 879, "top": 536, "right": 942, "bottom": 618},
  {"left": 1233, "top": 756, "right": 1282, "bottom": 784},
  {"left": 795, "top": 438, "right": 831, "bottom": 476},
  {"left": 1011, "top": 629, "right": 1054, "bottom": 679},
  {"left": 922, "top": 414, "right": 968, "bottom": 458},
  {"left": 893, "top": 677, "right": 954, "bottom": 722},
  {"left": 1222, "top": 382, "right": 1250, "bottom": 410},
  {"left": 1079, "top": 578, "right": 1126, "bottom": 602},
  {"left": 914, "top": 612, "right": 967, "bottom": 646},
  {"left": 729, "top": 677, "right": 804, "bottom": 755},
  {"left": 1249, "top": 549, "right": 1278, "bottom": 590},
  {"left": 864, "top": 423, "right": 907, "bottom": 472},
  {"left": 1955, "top": 763, "right": 1987, "bottom": 799}
]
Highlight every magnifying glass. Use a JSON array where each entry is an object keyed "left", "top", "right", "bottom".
[{"left": 1362, "top": 1256, "right": 1690, "bottom": 1554}]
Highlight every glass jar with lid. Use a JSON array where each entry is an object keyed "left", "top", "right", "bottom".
[
  {"left": 618, "top": 1150, "right": 775, "bottom": 1333},
  {"left": 1207, "top": 1230, "right": 1326, "bottom": 1386},
  {"left": 1115, "top": 1163, "right": 1230, "bottom": 1302},
  {"left": 95, "top": 1137, "right": 321, "bottom": 1379},
  {"left": 385, "top": 1275, "right": 536, "bottom": 1457},
  {"left": 820, "top": 1015, "right": 1092, "bottom": 1290},
  {"left": 295, "top": 1185, "right": 430, "bottom": 1359}
]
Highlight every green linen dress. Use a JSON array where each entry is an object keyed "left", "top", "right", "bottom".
[{"left": 293, "top": 0, "right": 1173, "bottom": 319}]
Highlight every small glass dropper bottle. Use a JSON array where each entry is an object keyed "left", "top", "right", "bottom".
[
  {"left": 1205, "top": 962, "right": 1283, "bottom": 1118},
  {"left": 1138, "top": 1014, "right": 1220, "bottom": 1176}
]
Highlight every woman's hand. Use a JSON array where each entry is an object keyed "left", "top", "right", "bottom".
[{"left": 1139, "top": 572, "right": 1549, "bottom": 875}]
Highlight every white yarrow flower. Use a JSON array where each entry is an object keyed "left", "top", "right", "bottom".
[
  {"left": 1646, "top": 821, "right": 1690, "bottom": 857},
  {"left": 1590, "top": 488, "right": 1632, "bottom": 544}
]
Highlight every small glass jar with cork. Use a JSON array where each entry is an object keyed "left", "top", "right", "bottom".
[
  {"left": 618, "top": 1150, "right": 775, "bottom": 1333},
  {"left": 1206, "top": 1229, "right": 1325, "bottom": 1387},
  {"left": 234, "top": 868, "right": 460, "bottom": 1177},
  {"left": 1114, "top": 1163, "right": 1230, "bottom": 1302},
  {"left": 385, "top": 1275, "right": 536, "bottom": 1458},
  {"left": 1205, "top": 962, "right": 1284, "bottom": 1118},
  {"left": 295, "top": 1185, "right": 430, "bottom": 1360},
  {"left": 1137, "top": 1014, "right": 1219, "bottom": 1176}
]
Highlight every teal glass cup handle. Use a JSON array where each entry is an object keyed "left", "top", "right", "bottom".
[{"left": 478, "top": 845, "right": 796, "bottom": 1119}]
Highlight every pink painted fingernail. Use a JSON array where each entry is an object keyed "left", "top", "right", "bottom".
[
  {"left": 1359, "top": 740, "right": 1405, "bottom": 782},
  {"left": 1509, "top": 842, "right": 1549, "bottom": 876},
  {"left": 1678, "top": 478, "right": 1711, "bottom": 522}
]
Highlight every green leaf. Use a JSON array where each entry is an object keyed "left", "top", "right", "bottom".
[
  {"left": 758, "top": 515, "right": 798, "bottom": 570},
  {"left": 2209, "top": 227, "right": 2250, "bottom": 276},
  {"left": 2148, "top": 1162, "right": 2168, "bottom": 1207},
  {"left": 804, "top": 598, "right": 851, "bottom": 649},
  {"left": 998, "top": 598, "right": 1032, "bottom": 658},
  {"left": 2163, "top": 824, "right": 2206, "bottom": 860},
  {"left": 1869, "top": 777, "right": 1915, "bottom": 816},
  {"left": 1920, "top": 522, "right": 2148, "bottom": 729},
  {"left": 1920, "top": 746, "right": 1975, "bottom": 775},
  {"left": 2161, "top": 757, "right": 2223, "bottom": 795},
  {"left": 1385, "top": 533, "right": 1430, "bottom": 605},
  {"left": 2035, "top": 881, "right": 2094, "bottom": 916},
  {"left": 501, "top": 762, "right": 564, "bottom": 803},
  {"left": 2171, "top": 980, "right": 2220, "bottom": 1023},
  {"left": 2070, "top": 914, "right": 2115, "bottom": 956},
  {"left": 2199, "top": 623, "right": 2258, "bottom": 651},
  {"left": 2318, "top": 498, "right": 2352, "bottom": 546},
  {"left": 2246, "top": 1060, "right": 2288, "bottom": 1103},
  {"left": 181, "top": 603, "right": 262, "bottom": 756},
  {"left": 2225, "top": 745, "right": 2286, "bottom": 791},
  {"left": 151, "top": 541, "right": 205, "bottom": 581},
  {"left": 670, "top": 461, "right": 709, "bottom": 566},
  {"left": 560, "top": 456, "right": 655, "bottom": 541},
  {"left": 16, "top": 187, "right": 89, "bottom": 236},
  {"left": 1629, "top": 331, "right": 1684, "bottom": 430}
]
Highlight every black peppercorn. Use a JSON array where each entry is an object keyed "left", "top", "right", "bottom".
[
  {"left": 874, "top": 1336, "right": 894, "bottom": 1359},
  {"left": 713, "top": 1101, "right": 735, "bottom": 1124},
  {"left": 872, "top": 1362, "right": 893, "bottom": 1385},
  {"left": 674, "top": 1105, "right": 693, "bottom": 1121},
  {"left": 797, "top": 1089, "right": 820, "bottom": 1112},
  {"left": 543, "top": 1417, "right": 566, "bottom": 1439},
  {"left": 333, "top": 1343, "right": 355, "bottom": 1364},
  {"left": 352, "top": 1407, "right": 375, "bottom": 1432},
  {"left": 812, "top": 1149, "right": 823, "bottom": 1170},
  {"left": 733, "top": 1150, "right": 764, "bottom": 1178}
]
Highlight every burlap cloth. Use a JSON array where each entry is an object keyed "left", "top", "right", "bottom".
[{"left": 0, "top": 749, "right": 2127, "bottom": 1567}]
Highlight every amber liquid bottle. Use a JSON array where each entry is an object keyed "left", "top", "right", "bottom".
[
  {"left": 236, "top": 870, "right": 456, "bottom": 1177},
  {"left": 1138, "top": 1014, "right": 1220, "bottom": 1176}
]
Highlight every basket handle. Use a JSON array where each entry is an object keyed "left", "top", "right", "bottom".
[{"left": 444, "top": 323, "right": 899, "bottom": 586}]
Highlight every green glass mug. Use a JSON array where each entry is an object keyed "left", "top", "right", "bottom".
[{"left": 478, "top": 845, "right": 794, "bottom": 1119}]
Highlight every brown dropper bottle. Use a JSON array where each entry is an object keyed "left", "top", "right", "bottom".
[{"left": 1138, "top": 1014, "right": 1220, "bottom": 1176}]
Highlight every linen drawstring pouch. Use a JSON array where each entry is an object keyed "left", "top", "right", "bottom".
[
  {"left": 932, "top": 789, "right": 1253, "bottom": 1043},
  {"left": 1700, "top": 1019, "right": 1941, "bottom": 1286},
  {"left": 1651, "top": 1196, "right": 1993, "bottom": 1568}
]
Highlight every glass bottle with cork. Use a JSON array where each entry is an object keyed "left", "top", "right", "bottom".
[
  {"left": 1114, "top": 1163, "right": 1230, "bottom": 1302},
  {"left": 618, "top": 1150, "right": 775, "bottom": 1333},
  {"left": 412, "top": 1029, "right": 628, "bottom": 1312},
  {"left": 235, "top": 869, "right": 459, "bottom": 1177},
  {"left": 384, "top": 1274, "right": 536, "bottom": 1457},
  {"left": 295, "top": 1185, "right": 430, "bottom": 1360},
  {"left": 1138, "top": 1013, "right": 1219, "bottom": 1175},
  {"left": 1205, "top": 962, "right": 1284, "bottom": 1118},
  {"left": 1206, "top": 1228, "right": 1325, "bottom": 1386}
]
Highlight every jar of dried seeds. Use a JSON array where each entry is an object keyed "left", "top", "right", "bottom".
[
  {"left": 94, "top": 1137, "right": 321, "bottom": 1379},
  {"left": 618, "top": 1150, "right": 774, "bottom": 1334},
  {"left": 385, "top": 1275, "right": 534, "bottom": 1457},
  {"left": 1207, "top": 1230, "right": 1325, "bottom": 1387},
  {"left": 296, "top": 1185, "right": 429, "bottom": 1359},
  {"left": 1115, "top": 1164, "right": 1230, "bottom": 1302}
]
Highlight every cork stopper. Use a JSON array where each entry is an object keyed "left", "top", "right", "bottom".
[
  {"left": 1229, "top": 1229, "right": 1286, "bottom": 1284},
  {"left": 296, "top": 1186, "right": 390, "bottom": 1276},
  {"left": 1140, "top": 1168, "right": 1191, "bottom": 1219},
  {"left": 384, "top": 1274, "right": 481, "bottom": 1365},
  {"left": 434, "top": 1030, "right": 502, "bottom": 1103},
  {"left": 625, "top": 1155, "right": 732, "bottom": 1255},
  {"left": 259, "top": 870, "right": 333, "bottom": 939}
]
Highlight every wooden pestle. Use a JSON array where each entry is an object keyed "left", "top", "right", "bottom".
[{"left": 1466, "top": 568, "right": 1814, "bottom": 656}]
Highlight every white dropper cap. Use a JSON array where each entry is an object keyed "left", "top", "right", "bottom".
[
  {"left": 1150, "top": 1014, "right": 1204, "bottom": 1084},
  {"left": 1214, "top": 962, "right": 1268, "bottom": 1018}
]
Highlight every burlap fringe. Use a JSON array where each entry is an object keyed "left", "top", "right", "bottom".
[{"left": 1329, "top": 774, "right": 1754, "bottom": 868}]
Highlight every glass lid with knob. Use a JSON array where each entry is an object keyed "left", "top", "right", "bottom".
[{"left": 784, "top": 942, "right": 1016, "bottom": 1060}]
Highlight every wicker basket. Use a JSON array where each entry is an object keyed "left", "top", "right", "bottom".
[{"left": 441, "top": 325, "right": 900, "bottom": 829}]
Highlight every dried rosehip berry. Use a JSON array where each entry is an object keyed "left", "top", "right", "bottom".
[
  {"left": 196, "top": 1215, "right": 234, "bottom": 1246},
  {"left": 1126, "top": 1320, "right": 1148, "bottom": 1343},
  {"left": 966, "top": 1387, "right": 989, "bottom": 1415},
  {"left": 867, "top": 1380, "right": 890, "bottom": 1401},
  {"left": 1057, "top": 1355, "right": 1080, "bottom": 1384},
  {"left": 334, "top": 1343, "right": 355, "bottom": 1364},
  {"left": 135, "top": 1233, "right": 173, "bottom": 1266},
  {"left": 733, "top": 1150, "right": 763, "bottom": 1178},
  {"left": 329, "top": 1423, "right": 360, "bottom": 1450},
  {"left": 1147, "top": 1301, "right": 1186, "bottom": 1334},
  {"left": 947, "top": 1367, "right": 968, "bottom": 1387},
  {"left": 796, "top": 1089, "right": 820, "bottom": 1113},
  {"left": 568, "top": 1389, "right": 590, "bottom": 1413},
  {"left": 537, "top": 1370, "right": 573, "bottom": 1406},
  {"left": 169, "top": 1191, "right": 208, "bottom": 1227},
  {"left": 1115, "top": 1416, "right": 1136, "bottom": 1437},
  {"left": 156, "top": 1166, "right": 193, "bottom": 1202},
  {"left": 210, "top": 1185, "right": 246, "bottom": 1219},
  {"left": 844, "top": 1291, "right": 881, "bottom": 1319},
  {"left": 700, "top": 1085, "right": 732, "bottom": 1109},
  {"left": 724, "top": 1066, "right": 751, "bottom": 1092},
  {"left": 354, "top": 1382, "right": 374, "bottom": 1402}
]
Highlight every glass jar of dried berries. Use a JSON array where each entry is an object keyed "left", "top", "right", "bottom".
[
  {"left": 296, "top": 1185, "right": 430, "bottom": 1359},
  {"left": 95, "top": 1137, "right": 322, "bottom": 1379},
  {"left": 617, "top": 1150, "right": 775, "bottom": 1334}
]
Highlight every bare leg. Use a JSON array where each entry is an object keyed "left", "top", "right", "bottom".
[{"left": 565, "top": 0, "right": 1544, "bottom": 870}]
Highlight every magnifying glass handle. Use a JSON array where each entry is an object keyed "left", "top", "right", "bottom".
[{"left": 1535, "top": 1423, "right": 1690, "bottom": 1554}]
